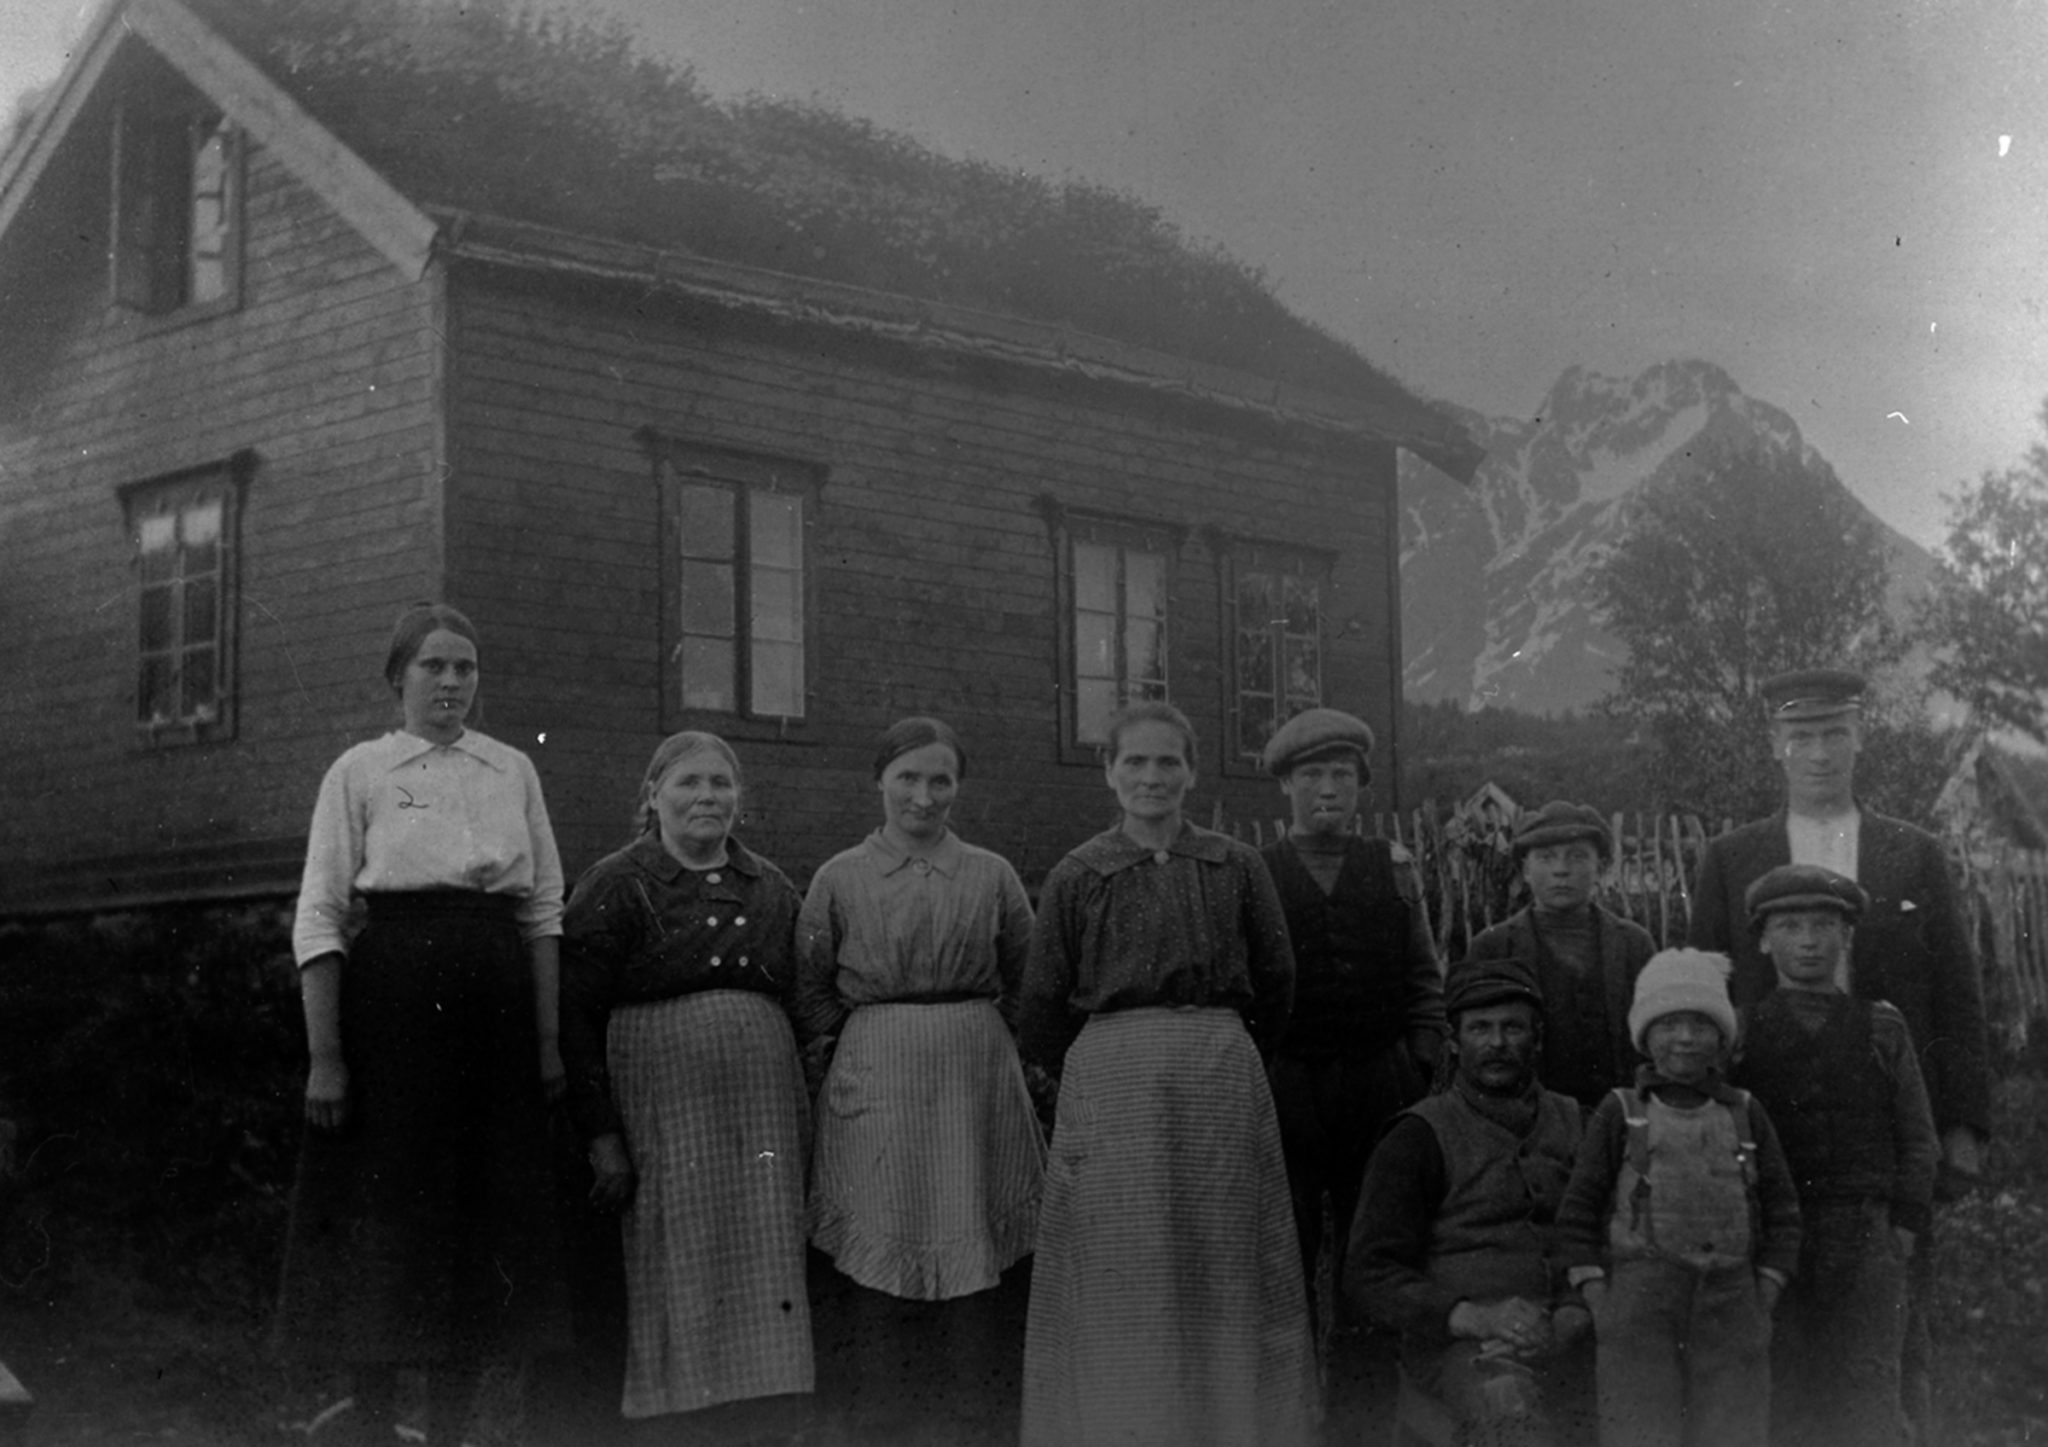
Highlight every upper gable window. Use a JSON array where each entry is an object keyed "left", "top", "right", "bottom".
[
  {"left": 121, "top": 456, "right": 250, "bottom": 745},
  {"left": 1227, "top": 544, "right": 1330, "bottom": 765},
  {"left": 111, "top": 104, "right": 242, "bottom": 318}
]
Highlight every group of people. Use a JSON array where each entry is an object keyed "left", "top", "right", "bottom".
[{"left": 272, "top": 604, "right": 1990, "bottom": 1447}]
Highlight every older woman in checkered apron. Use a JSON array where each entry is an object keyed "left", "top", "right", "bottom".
[
  {"left": 560, "top": 732, "right": 813, "bottom": 1443},
  {"left": 794, "top": 717, "right": 1044, "bottom": 1441}
]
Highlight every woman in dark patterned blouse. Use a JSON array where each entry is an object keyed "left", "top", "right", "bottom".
[{"left": 560, "top": 731, "right": 812, "bottom": 1442}]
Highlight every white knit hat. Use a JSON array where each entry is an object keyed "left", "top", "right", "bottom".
[{"left": 1628, "top": 948, "right": 1737, "bottom": 1053}]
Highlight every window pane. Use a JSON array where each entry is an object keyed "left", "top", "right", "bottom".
[
  {"left": 188, "top": 122, "right": 231, "bottom": 305},
  {"left": 183, "top": 578, "right": 218, "bottom": 644},
  {"left": 680, "top": 637, "right": 735, "bottom": 712},
  {"left": 1238, "top": 626, "right": 1273, "bottom": 692},
  {"left": 140, "top": 585, "right": 175, "bottom": 652},
  {"left": 181, "top": 647, "right": 217, "bottom": 717},
  {"left": 182, "top": 498, "right": 222, "bottom": 546},
  {"left": 1075, "top": 678, "right": 1117, "bottom": 746},
  {"left": 139, "top": 514, "right": 176, "bottom": 582},
  {"left": 1238, "top": 572, "right": 1277, "bottom": 626},
  {"left": 680, "top": 561, "right": 735, "bottom": 637},
  {"left": 1073, "top": 542, "right": 1117, "bottom": 614},
  {"left": 1283, "top": 575, "right": 1319, "bottom": 634},
  {"left": 1239, "top": 693, "right": 1276, "bottom": 759},
  {"left": 749, "top": 491, "right": 802, "bottom": 569},
  {"left": 1075, "top": 610, "right": 1115, "bottom": 680},
  {"left": 1125, "top": 617, "right": 1164, "bottom": 687},
  {"left": 751, "top": 566, "right": 801, "bottom": 642},
  {"left": 751, "top": 640, "right": 804, "bottom": 718},
  {"left": 1286, "top": 636, "right": 1321, "bottom": 703},
  {"left": 679, "top": 483, "right": 734, "bottom": 559},
  {"left": 1125, "top": 550, "right": 1166, "bottom": 620},
  {"left": 139, "top": 654, "right": 175, "bottom": 724}
]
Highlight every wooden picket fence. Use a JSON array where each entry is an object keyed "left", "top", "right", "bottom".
[{"left": 1959, "top": 845, "right": 2048, "bottom": 1042}]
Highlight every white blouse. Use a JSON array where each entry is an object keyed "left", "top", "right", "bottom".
[{"left": 292, "top": 729, "right": 565, "bottom": 964}]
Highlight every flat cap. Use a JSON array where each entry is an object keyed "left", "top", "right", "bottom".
[
  {"left": 1745, "top": 863, "right": 1869, "bottom": 927},
  {"left": 1261, "top": 707, "right": 1375, "bottom": 780},
  {"left": 1760, "top": 667, "right": 1867, "bottom": 721},
  {"left": 1444, "top": 956, "right": 1544, "bottom": 1017},
  {"left": 1511, "top": 800, "right": 1611, "bottom": 860}
]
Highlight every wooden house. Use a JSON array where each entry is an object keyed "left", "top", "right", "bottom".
[{"left": 0, "top": 0, "right": 1483, "bottom": 915}]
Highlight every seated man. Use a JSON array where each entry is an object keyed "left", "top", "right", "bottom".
[{"left": 1346, "top": 958, "right": 1591, "bottom": 1447}]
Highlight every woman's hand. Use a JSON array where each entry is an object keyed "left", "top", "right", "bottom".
[
  {"left": 587, "top": 1133, "right": 637, "bottom": 1211},
  {"left": 305, "top": 1053, "right": 350, "bottom": 1132},
  {"left": 539, "top": 1038, "right": 567, "bottom": 1104}
]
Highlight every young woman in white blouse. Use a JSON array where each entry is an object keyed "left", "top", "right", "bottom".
[{"left": 274, "top": 603, "right": 570, "bottom": 1446}]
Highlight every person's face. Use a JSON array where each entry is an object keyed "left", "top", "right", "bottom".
[
  {"left": 1773, "top": 715, "right": 1861, "bottom": 809},
  {"left": 1454, "top": 1001, "right": 1540, "bottom": 1097},
  {"left": 1106, "top": 721, "right": 1193, "bottom": 823},
  {"left": 1521, "top": 840, "right": 1602, "bottom": 912},
  {"left": 1281, "top": 755, "right": 1363, "bottom": 836},
  {"left": 649, "top": 747, "right": 739, "bottom": 860},
  {"left": 398, "top": 628, "right": 477, "bottom": 740},
  {"left": 1760, "top": 908, "right": 1852, "bottom": 991},
  {"left": 1643, "top": 1011, "right": 1725, "bottom": 1083},
  {"left": 879, "top": 742, "right": 960, "bottom": 844}
]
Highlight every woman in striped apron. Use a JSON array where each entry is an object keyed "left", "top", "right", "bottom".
[
  {"left": 1018, "top": 699, "right": 1319, "bottom": 1447},
  {"left": 795, "top": 716, "right": 1043, "bottom": 1442},
  {"left": 559, "top": 731, "right": 813, "bottom": 1443},
  {"left": 276, "top": 603, "right": 571, "bottom": 1446}
]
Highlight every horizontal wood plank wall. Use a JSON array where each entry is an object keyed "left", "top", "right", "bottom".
[
  {"left": 443, "top": 272, "right": 1400, "bottom": 891},
  {"left": 0, "top": 132, "right": 441, "bottom": 911}
]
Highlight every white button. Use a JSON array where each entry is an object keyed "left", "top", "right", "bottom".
[
  {"left": 1154, "top": 850, "right": 1170, "bottom": 865},
  {"left": 739, "top": 955, "right": 749, "bottom": 967},
  {"left": 706, "top": 873, "right": 722, "bottom": 883},
  {"left": 735, "top": 916, "right": 747, "bottom": 927},
  {"left": 710, "top": 955, "right": 723, "bottom": 967},
  {"left": 707, "top": 916, "right": 720, "bottom": 927},
  {"left": 914, "top": 858, "right": 931, "bottom": 874}
]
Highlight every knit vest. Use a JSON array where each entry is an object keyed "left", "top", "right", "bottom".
[
  {"left": 1737, "top": 992, "right": 1897, "bottom": 1203},
  {"left": 1263, "top": 836, "right": 1414, "bottom": 1058},
  {"left": 1607, "top": 1088, "right": 1758, "bottom": 1270},
  {"left": 1408, "top": 1087, "right": 1582, "bottom": 1304}
]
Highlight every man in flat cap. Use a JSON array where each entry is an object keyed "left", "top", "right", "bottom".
[
  {"left": 1469, "top": 801, "right": 1656, "bottom": 1111},
  {"left": 1730, "top": 864, "right": 1937, "bottom": 1447},
  {"left": 1346, "top": 958, "right": 1590, "bottom": 1447},
  {"left": 1258, "top": 707, "right": 1446, "bottom": 1437},
  {"left": 1688, "top": 667, "right": 1987, "bottom": 1434}
]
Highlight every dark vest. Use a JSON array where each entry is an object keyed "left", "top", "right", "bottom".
[
  {"left": 1263, "top": 836, "right": 1414, "bottom": 1058},
  {"left": 1737, "top": 992, "right": 1898, "bottom": 1203},
  {"left": 1407, "top": 1087, "right": 1582, "bottom": 1305}
]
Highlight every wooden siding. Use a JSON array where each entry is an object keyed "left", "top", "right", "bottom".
[
  {"left": 441, "top": 270, "right": 1405, "bottom": 891},
  {"left": 0, "top": 114, "right": 442, "bottom": 911}
]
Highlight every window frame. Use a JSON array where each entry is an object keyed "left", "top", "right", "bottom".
[
  {"left": 650, "top": 439, "right": 823, "bottom": 736},
  {"left": 1219, "top": 537, "right": 1336, "bottom": 776},
  {"left": 1041, "top": 498, "right": 1185, "bottom": 764},
  {"left": 110, "top": 100, "right": 245, "bottom": 324},
  {"left": 118, "top": 451, "right": 253, "bottom": 749}
]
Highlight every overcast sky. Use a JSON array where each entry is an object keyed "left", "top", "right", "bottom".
[{"left": 5, "top": 0, "right": 2045, "bottom": 548}]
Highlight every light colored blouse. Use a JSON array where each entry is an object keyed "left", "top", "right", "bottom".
[
  {"left": 292, "top": 728, "right": 565, "bottom": 964},
  {"left": 793, "top": 828, "right": 1034, "bottom": 1042}
]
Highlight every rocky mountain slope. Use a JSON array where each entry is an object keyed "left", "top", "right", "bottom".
[{"left": 1398, "top": 359, "right": 1935, "bottom": 714}]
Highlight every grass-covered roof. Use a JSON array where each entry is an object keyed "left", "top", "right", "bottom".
[{"left": 179, "top": 0, "right": 1433, "bottom": 412}]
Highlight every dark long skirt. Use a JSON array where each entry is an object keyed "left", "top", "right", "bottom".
[{"left": 273, "top": 890, "right": 571, "bottom": 1365}]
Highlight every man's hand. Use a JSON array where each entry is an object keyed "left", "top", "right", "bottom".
[
  {"left": 1941, "top": 1126, "right": 1983, "bottom": 1181},
  {"left": 1449, "top": 1297, "right": 1552, "bottom": 1356},
  {"left": 305, "top": 1053, "right": 349, "bottom": 1132},
  {"left": 1551, "top": 1302, "right": 1593, "bottom": 1350},
  {"left": 587, "top": 1133, "right": 637, "bottom": 1211}
]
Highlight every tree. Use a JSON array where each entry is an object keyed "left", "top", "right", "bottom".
[
  {"left": 1917, "top": 402, "right": 2048, "bottom": 744},
  {"left": 1592, "top": 439, "right": 1903, "bottom": 821}
]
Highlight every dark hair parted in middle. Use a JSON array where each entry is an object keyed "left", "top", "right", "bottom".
[
  {"left": 872, "top": 716, "right": 968, "bottom": 781},
  {"left": 383, "top": 601, "right": 480, "bottom": 691},
  {"left": 1101, "top": 699, "right": 1198, "bottom": 770}
]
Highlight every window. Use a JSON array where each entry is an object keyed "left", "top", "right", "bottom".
[
  {"left": 111, "top": 103, "right": 241, "bottom": 317},
  {"left": 656, "top": 446, "right": 817, "bottom": 722},
  {"left": 1228, "top": 547, "right": 1329, "bottom": 763},
  {"left": 1044, "top": 505, "right": 1182, "bottom": 754},
  {"left": 120, "top": 456, "right": 250, "bottom": 743}
]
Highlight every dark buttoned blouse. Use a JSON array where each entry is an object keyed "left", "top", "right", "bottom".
[{"left": 560, "top": 833, "right": 802, "bottom": 1141}]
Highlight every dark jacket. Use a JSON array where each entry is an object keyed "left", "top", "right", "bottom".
[
  {"left": 1688, "top": 808, "right": 1991, "bottom": 1137},
  {"left": 1468, "top": 903, "right": 1655, "bottom": 1108}
]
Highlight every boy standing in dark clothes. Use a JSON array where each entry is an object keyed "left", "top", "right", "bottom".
[{"left": 1731, "top": 864, "right": 1937, "bottom": 1447}]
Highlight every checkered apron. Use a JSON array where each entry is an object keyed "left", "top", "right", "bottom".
[{"left": 609, "top": 989, "right": 813, "bottom": 1418}]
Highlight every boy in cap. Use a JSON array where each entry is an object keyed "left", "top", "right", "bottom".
[
  {"left": 1258, "top": 706, "right": 1445, "bottom": 1437},
  {"left": 1730, "top": 864, "right": 1936, "bottom": 1447},
  {"left": 1557, "top": 949, "right": 1802, "bottom": 1447},
  {"left": 1347, "top": 956, "right": 1591, "bottom": 1447},
  {"left": 1469, "top": 801, "right": 1657, "bottom": 1109}
]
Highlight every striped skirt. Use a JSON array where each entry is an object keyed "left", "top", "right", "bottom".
[
  {"left": 610, "top": 990, "right": 814, "bottom": 1418},
  {"left": 809, "top": 999, "right": 1045, "bottom": 1301},
  {"left": 1021, "top": 1008, "right": 1320, "bottom": 1447}
]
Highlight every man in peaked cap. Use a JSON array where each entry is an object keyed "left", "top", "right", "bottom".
[
  {"left": 1347, "top": 957, "right": 1591, "bottom": 1447},
  {"left": 1687, "top": 667, "right": 1988, "bottom": 1437},
  {"left": 1258, "top": 706, "right": 1446, "bottom": 1441},
  {"left": 1468, "top": 801, "right": 1657, "bottom": 1110}
]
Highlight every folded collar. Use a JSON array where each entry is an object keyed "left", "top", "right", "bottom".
[{"left": 1070, "top": 822, "right": 1233, "bottom": 878}]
